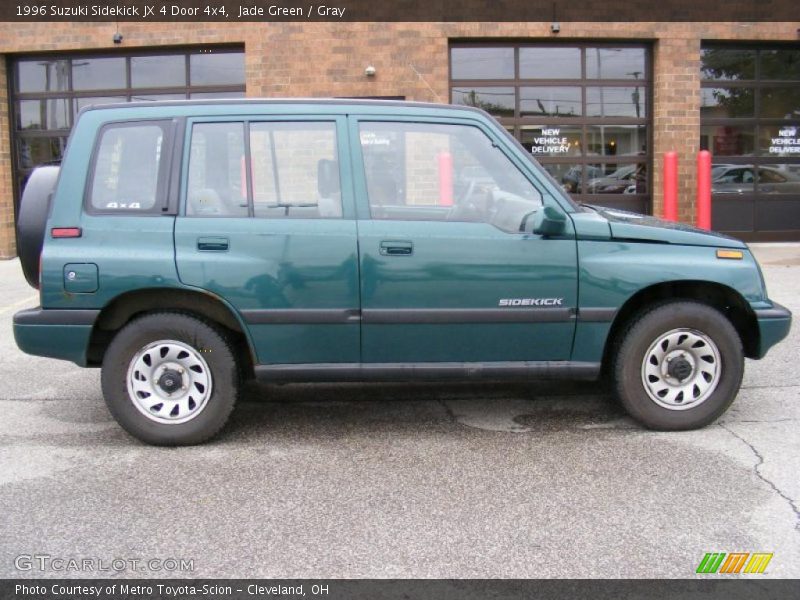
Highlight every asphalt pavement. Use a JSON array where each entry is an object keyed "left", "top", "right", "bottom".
[{"left": 0, "top": 245, "right": 798, "bottom": 578}]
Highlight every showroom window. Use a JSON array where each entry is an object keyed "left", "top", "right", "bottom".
[
  {"left": 451, "top": 43, "right": 651, "bottom": 214},
  {"left": 701, "top": 44, "right": 800, "bottom": 240},
  {"left": 10, "top": 46, "right": 245, "bottom": 212}
]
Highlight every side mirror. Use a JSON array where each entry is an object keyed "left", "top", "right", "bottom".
[{"left": 531, "top": 206, "right": 567, "bottom": 237}]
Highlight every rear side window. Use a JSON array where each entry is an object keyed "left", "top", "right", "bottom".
[
  {"left": 186, "top": 122, "right": 248, "bottom": 217},
  {"left": 250, "top": 122, "right": 341, "bottom": 219},
  {"left": 185, "top": 120, "right": 342, "bottom": 219},
  {"left": 88, "top": 121, "right": 171, "bottom": 212}
]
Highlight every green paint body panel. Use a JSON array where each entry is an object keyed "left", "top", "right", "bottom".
[
  {"left": 14, "top": 324, "right": 93, "bottom": 366},
  {"left": 41, "top": 216, "right": 182, "bottom": 309},
  {"left": 571, "top": 322, "right": 614, "bottom": 363},
  {"left": 11, "top": 100, "right": 792, "bottom": 373},
  {"left": 756, "top": 315, "right": 792, "bottom": 359},
  {"left": 356, "top": 219, "right": 577, "bottom": 362},
  {"left": 577, "top": 241, "right": 766, "bottom": 308},
  {"left": 174, "top": 216, "right": 360, "bottom": 364}
]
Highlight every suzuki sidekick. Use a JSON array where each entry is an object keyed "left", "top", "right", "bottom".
[{"left": 13, "top": 100, "right": 792, "bottom": 445}]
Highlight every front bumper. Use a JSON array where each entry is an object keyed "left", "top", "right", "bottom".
[
  {"left": 754, "top": 301, "right": 792, "bottom": 359},
  {"left": 13, "top": 307, "right": 99, "bottom": 366}
]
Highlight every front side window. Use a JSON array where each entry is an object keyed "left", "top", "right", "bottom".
[
  {"left": 359, "top": 122, "right": 541, "bottom": 232},
  {"left": 89, "top": 122, "right": 167, "bottom": 211}
]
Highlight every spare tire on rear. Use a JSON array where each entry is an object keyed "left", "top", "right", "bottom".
[{"left": 16, "top": 166, "right": 60, "bottom": 288}]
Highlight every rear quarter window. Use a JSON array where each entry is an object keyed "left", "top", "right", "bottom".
[{"left": 87, "top": 120, "right": 172, "bottom": 213}]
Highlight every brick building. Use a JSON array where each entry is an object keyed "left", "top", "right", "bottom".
[{"left": 1, "top": 20, "right": 799, "bottom": 257}]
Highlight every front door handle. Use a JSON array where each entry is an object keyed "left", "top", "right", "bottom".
[
  {"left": 197, "top": 237, "right": 229, "bottom": 251},
  {"left": 379, "top": 240, "right": 413, "bottom": 256}
]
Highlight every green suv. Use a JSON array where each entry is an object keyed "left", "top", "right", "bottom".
[{"left": 13, "top": 100, "right": 791, "bottom": 445}]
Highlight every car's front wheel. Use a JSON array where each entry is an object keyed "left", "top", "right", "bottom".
[
  {"left": 613, "top": 301, "right": 744, "bottom": 430},
  {"left": 101, "top": 312, "right": 240, "bottom": 445}
]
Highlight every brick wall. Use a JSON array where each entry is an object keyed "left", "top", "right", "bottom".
[
  {"left": 0, "top": 59, "right": 14, "bottom": 257},
  {"left": 0, "top": 21, "right": 798, "bottom": 256},
  {"left": 652, "top": 34, "right": 701, "bottom": 223}
]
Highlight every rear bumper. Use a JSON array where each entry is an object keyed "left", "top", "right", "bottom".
[
  {"left": 13, "top": 307, "right": 99, "bottom": 366},
  {"left": 754, "top": 301, "right": 792, "bottom": 359}
]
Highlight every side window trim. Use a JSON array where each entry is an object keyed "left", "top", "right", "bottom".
[
  {"left": 165, "top": 117, "right": 186, "bottom": 216},
  {"left": 242, "top": 121, "right": 255, "bottom": 217},
  {"left": 83, "top": 118, "right": 176, "bottom": 216}
]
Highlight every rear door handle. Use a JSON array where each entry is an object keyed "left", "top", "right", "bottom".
[
  {"left": 379, "top": 240, "right": 413, "bottom": 256},
  {"left": 197, "top": 237, "right": 229, "bottom": 251}
]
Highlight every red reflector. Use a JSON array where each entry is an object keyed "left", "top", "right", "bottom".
[{"left": 51, "top": 227, "right": 82, "bottom": 238}]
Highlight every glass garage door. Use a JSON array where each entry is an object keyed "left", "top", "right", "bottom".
[
  {"left": 701, "top": 44, "right": 800, "bottom": 241},
  {"left": 10, "top": 46, "right": 246, "bottom": 215}
]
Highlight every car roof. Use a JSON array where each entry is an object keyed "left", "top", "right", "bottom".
[{"left": 78, "top": 97, "right": 490, "bottom": 119}]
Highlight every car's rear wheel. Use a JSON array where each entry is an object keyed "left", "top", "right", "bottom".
[
  {"left": 613, "top": 301, "right": 744, "bottom": 430},
  {"left": 101, "top": 312, "right": 239, "bottom": 445}
]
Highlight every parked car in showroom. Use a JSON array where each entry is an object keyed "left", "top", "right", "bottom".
[
  {"left": 585, "top": 164, "right": 646, "bottom": 194},
  {"left": 560, "top": 165, "right": 602, "bottom": 193},
  {"left": 13, "top": 99, "right": 791, "bottom": 445},
  {"left": 711, "top": 164, "right": 800, "bottom": 194}
]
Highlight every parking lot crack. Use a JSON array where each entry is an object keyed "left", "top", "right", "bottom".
[{"left": 719, "top": 423, "right": 800, "bottom": 532}]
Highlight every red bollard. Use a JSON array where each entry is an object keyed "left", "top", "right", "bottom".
[
  {"left": 697, "top": 150, "right": 712, "bottom": 230},
  {"left": 438, "top": 152, "right": 453, "bottom": 206},
  {"left": 663, "top": 151, "right": 678, "bottom": 222}
]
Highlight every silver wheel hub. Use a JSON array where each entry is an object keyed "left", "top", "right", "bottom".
[
  {"left": 127, "top": 340, "right": 213, "bottom": 424},
  {"left": 641, "top": 328, "right": 721, "bottom": 411}
]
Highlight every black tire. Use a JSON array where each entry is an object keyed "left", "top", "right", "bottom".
[
  {"left": 101, "top": 312, "right": 240, "bottom": 445},
  {"left": 613, "top": 301, "right": 744, "bottom": 431},
  {"left": 16, "top": 166, "right": 60, "bottom": 288}
]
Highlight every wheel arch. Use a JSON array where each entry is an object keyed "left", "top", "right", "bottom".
[
  {"left": 601, "top": 280, "right": 760, "bottom": 375},
  {"left": 87, "top": 287, "right": 256, "bottom": 374}
]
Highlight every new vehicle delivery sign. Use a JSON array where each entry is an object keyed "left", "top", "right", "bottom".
[
  {"left": 530, "top": 129, "right": 571, "bottom": 155},
  {"left": 769, "top": 126, "right": 800, "bottom": 155}
]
